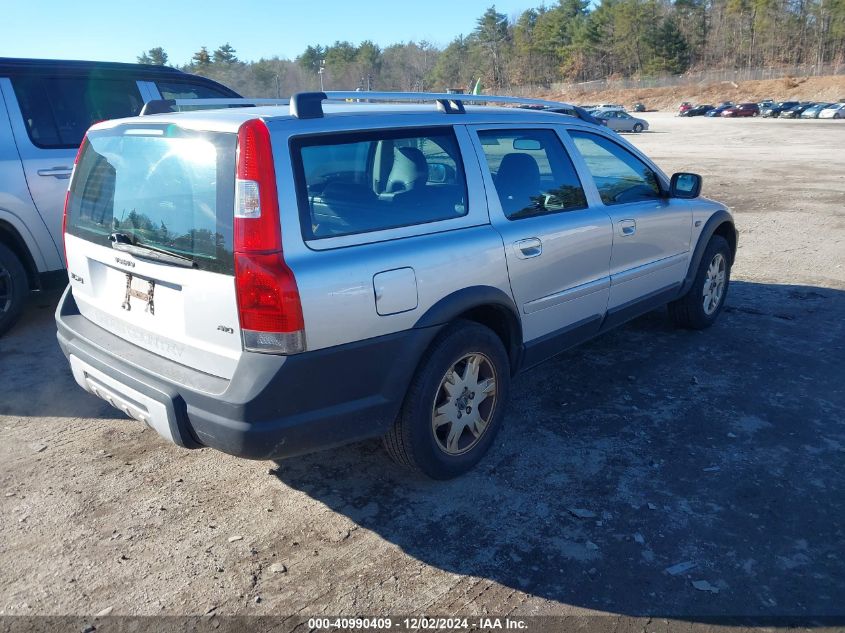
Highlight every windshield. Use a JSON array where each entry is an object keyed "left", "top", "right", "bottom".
[{"left": 67, "top": 125, "right": 236, "bottom": 273}]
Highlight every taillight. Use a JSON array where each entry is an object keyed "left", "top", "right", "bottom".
[
  {"left": 62, "top": 136, "right": 87, "bottom": 269},
  {"left": 233, "top": 119, "right": 305, "bottom": 355}
]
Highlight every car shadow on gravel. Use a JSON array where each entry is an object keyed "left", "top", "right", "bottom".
[
  {"left": 273, "top": 280, "right": 845, "bottom": 621},
  {"left": 0, "top": 291, "right": 115, "bottom": 420}
]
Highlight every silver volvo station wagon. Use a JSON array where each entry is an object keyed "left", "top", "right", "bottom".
[{"left": 56, "top": 92, "right": 737, "bottom": 479}]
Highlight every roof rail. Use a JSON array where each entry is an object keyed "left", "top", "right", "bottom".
[
  {"left": 292, "top": 91, "right": 597, "bottom": 123},
  {"left": 321, "top": 91, "right": 572, "bottom": 110},
  {"left": 135, "top": 92, "right": 601, "bottom": 126},
  {"left": 139, "top": 97, "right": 290, "bottom": 115}
]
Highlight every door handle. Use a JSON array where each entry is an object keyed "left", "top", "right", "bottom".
[
  {"left": 618, "top": 219, "right": 637, "bottom": 236},
  {"left": 514, "top": 238, "right": 542, "bottom": 259},
  {"left": 37, "top": 167, "right": 73, "bottom": 179}
]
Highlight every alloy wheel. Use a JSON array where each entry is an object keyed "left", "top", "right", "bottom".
[
  {"left": 431, "top": 353, "right": 498, "bottom": 456},
  {"left": 702, "top": 252, "right": 727, "bottom": 316},
  {"left": 0, "top": 265, "right": 12, "bottom": 315}
]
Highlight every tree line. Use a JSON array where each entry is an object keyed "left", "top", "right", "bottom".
[{"left": 138, "top": 0, "right": 845, "bottom": 95}]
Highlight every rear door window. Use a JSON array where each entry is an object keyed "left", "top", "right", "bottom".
[
  {"left": 11, "top": 76, "right": 144, "bottom": 149},
  {"left": 476, "top": 129, "right": 587, "bottom": 219},
  {"left": 292, "top": 128, "right": 468, "bottom": 240}
]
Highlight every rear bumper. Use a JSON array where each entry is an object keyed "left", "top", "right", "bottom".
[{"left": 56, "top": 287, "right": 438, "bottom": 460}]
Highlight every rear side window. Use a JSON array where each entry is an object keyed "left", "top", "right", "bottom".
[
  {"left": 292, "top": 128, "right": 468, "bottom": 240},
  {"left": 66, "top": 126, "right": 236, "bottom": 274},
  {"left": 156, "top": 80, "right": 232, "bottom": 100},
  {"left": 11, "top": 76, "right": 143, "bottom": 149},
  {"left": 477, "top": 129, "right": 587, "bottom": 219},
  {"left": 569, "top": 131, "right": 662, "bottom": 205}
]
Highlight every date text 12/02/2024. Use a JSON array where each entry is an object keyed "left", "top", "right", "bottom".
[{"left": 307, "top": 617, "right": 528, "bottom": 630}]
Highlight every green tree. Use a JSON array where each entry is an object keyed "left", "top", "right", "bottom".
[
  {"left": 297, "top": 45, "right": 325, "bottom": 73},
  {"left": 430, "top": 36, "right": 473, "bottom": 91},
  {"left": 191, "top": 46, "right": 212, "bottom": 68},
  {"left": 356, "top": 40, "right": 383, "bottom": 86},
  {"left": 137, "top": 47, "right": 168, "bottom": 66},
  {"left": 213, "top": 43, "right": 238, "bottom": 65},
  {"left": 471, "top": 6, "right": 511, "bottom": 88},
  {"left": 644, "top": 15, "right": 691, "bottom": 74}
]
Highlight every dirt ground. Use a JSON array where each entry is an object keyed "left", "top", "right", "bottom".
[
  {"left": 1, "top": 114, "right": 844, "bottom": 625},
  {"left": 537, "top": 74, "right": 845, "bottom": 112}
]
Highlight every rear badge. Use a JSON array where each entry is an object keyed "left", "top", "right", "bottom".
[{"left": 121, "top": 273, "right": 155, "bottom": 315}]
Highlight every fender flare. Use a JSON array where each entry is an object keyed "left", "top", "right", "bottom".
[
  {"left": 0, "top": 212, "right": 47, "bottom": 288},
  {"left": 679, "top": 210, "right": 738, "bottom": 296},
  {"left": 413, "top": 285, "right": 523, "bottom": 370}
]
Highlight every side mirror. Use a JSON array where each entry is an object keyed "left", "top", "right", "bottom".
[{"left": 670, "top": 172, "right": 702, "bottom": 199}]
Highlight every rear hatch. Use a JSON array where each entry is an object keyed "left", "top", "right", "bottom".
[{"left": 65, "top": 122, "right": 242, "bottom": 379}]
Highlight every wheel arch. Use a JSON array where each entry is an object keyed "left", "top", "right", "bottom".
[
  {"left": 679, "top": 210, "right": 737, "bottom": 297},
  {"left": 0, "top": 219, "right": 39, "bottom": 290},
  {"left": 414, "top": 286, "right": 523, "bottom": 375}
]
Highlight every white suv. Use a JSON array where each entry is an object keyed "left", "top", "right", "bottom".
[{"left": 56, "top": 92, "right": 737, "bottom": 479}]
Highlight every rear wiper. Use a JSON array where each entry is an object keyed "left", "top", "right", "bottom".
[{"left": 109, "top": 232, "right": 197, "bottom": 268}]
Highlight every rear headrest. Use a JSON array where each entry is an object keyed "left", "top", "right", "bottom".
[{"left": 386, "top": 147, "right": 428, "bottom": 193}]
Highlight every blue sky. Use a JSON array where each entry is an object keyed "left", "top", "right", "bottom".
[{"left": 2, "top": 0, "right": 539, "bottom": 65}]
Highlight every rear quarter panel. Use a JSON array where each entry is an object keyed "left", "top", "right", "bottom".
[{"left": 268, "top": 117, "right": 514, "bottom": 352}]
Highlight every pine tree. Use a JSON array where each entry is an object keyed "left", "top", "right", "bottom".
[{"left": 192, "top": 47, "right": 212, "bottom": 68}]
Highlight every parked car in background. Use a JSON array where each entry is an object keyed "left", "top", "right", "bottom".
[
  {"left": 801, "top": 103, "right": 832, "bottom": 118},
  {"left": 706, "top": 104, "right": 733, "bottom": 117},
  {"left": 819, "top": 103, "right": 845, "bottom": 118},
  {"left": 0, "top": 57, "right": 239, "bottom": 335},
  {"left": 519, "top": 104, "right": 606, "bottom": 127},
  {"left": 780, "top": 102, "right": 814, "bottom": 118},
  {"left": 721, "top": 103, "right": 760, "bottom": 117},
  {"left": 633, "top": 102, "right": 646, "bottom": 112},
  {"left": 758, "top": 99, "right": 774, "bottom": 108},
  {"left": 761, "top": 101, "right": 799, "bottom": 117},
  {"left": 56, "top": 90, "right": 736, "bottom": 478},
  {"left": 680, "top": 104, "right": 714, "bottom": 117},
  {"left": 678, "top": 102, "right": 693, "bottom": 114},
  {"left": 594, "top": 109, "right": 649, "bottom": 132}
]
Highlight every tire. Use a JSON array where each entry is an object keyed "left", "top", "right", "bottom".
[
  {"left": 383, "top": 320, "right": 511, "bottom": 479},
  {"left": 668, "top": 235, "right": 732, "bottom": 330},
  {"left": 633, "top": 123, "right": 644, "bottom": 133},
  {"left": 0, "top": 242, "right": 28, "bottom": 337}
]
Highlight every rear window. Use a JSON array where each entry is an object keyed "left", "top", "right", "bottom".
[
  {"left": 66, "top": 125, "right": 236, "bottom": 274},
  {"left": 292, "top": 127, "right": 468, "bottom": 240},
  {"left": 11, "top": 76, "right": 144, "bottom": 149}
]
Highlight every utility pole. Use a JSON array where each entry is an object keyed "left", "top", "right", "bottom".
[{"left": 318, "top": 59, "right": 325, "bottom": 91}]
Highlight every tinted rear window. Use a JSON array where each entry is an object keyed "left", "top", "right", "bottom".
[
  {"left": 11, "top": 76, "right": 144, "bottom": 149},
  {"left": 66, "top": 126, "right": 236, "bottom": 274}
]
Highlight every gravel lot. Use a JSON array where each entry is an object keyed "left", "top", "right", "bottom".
[{"left": 1, "top": 113, "right": 843, "bottom": 624}]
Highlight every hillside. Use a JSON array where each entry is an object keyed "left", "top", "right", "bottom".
[{"left": 536, "top": 75, "right": 845, "bottom": 111}]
